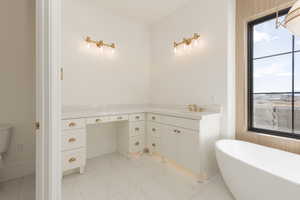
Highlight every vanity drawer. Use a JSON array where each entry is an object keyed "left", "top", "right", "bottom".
[
  {"left": 130, "top": 135, "right": 145, "bottom": 153},
  {"left": 147, "top": 122, "right": 162, "bottom": 138},
  {"left": 62, "top": 148, "right": 86, "bottom": 172},
  {"left": 129, "top": 121, "right": 145, "bottom": 137},
  {"left": 62, "top": 129, "right": 86, "bottom": 151},
  {"left": 110, "top": 115, "right": 129, "bottom": 122},
  {"left": 148, "top": 136, "right": 160, "bottom": 153},
  {"left": 62, "top": 119, "right": 86, "bottom": 130},
  {"left": 147, "top": 113, "right": 162, "bottom": 122},
  {"left": 147, "top": 113, "right": 199, "bottom": 130},
  {"left": 163, "top": 116, "right": 199, "bottom": 130},
  {"left": 86, "top": 116, "right": 111, "bottom": 124},
  {"left": 129, "top": 113, "right": 145, "bottom": 121}
]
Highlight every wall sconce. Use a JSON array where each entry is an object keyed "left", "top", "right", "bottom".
[
  {"left": 173, "top": 33, "right": 200, "bottom": 53},
  {"left": 85, "top": 36, "right": 116, "bottom": 53}
]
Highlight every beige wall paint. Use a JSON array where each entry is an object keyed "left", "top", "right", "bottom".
[
  {"left": 236, "top": 0, "right": 300, "bottom": 154},
  {"left": 0, "top": 0, "right": 35, "bottom": 182}
]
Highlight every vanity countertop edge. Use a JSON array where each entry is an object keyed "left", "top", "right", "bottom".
[{"left": 61, "top": 107, "right": 221, "bottom": 120}]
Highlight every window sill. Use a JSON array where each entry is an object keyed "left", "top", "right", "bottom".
[{"left": 246, "top": 128, "right": 300, "bottom": 140}]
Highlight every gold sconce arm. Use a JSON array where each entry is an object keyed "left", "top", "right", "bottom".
[
  {"left": 85, "top": 36, "right": 116, "bottom": 49},
  {"left": 174, "top": 33, "right": 200, "bottom": 48}
]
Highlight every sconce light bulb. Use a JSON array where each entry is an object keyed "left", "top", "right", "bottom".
[
  {"left": 183, "top": 44, "right": 187, "bottom": 50},
  {"left": 86, "top": 43, "right": 91, "bottom": 48},
  {"left": 99, "top": 46, "right": 104, "bottom": 54},
  {"left": 174, "top": 47, "right": 177, "bottom": 53},
  {"left": 194, "top": 39, "right": 198, "bottom": 47},
  {"left": 111, "top": 48, "right": 115, "bottom": 54}
]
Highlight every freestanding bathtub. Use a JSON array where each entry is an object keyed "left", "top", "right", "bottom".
[{"left": 216, "top": 139, "right": 300, "bottom": 200}]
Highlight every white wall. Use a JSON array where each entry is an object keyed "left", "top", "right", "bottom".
[
  {"left": 86, "top": 124, "right": 117, "bottom": 159},
  {"left": 149, "top": 0, "right": 236, "bottom": 138},
  {"left": 62, "top": 0, "right": 151, "bottom": 106},
  {"left": 0, "top": 0, "right": 35, "bottom": 182}
]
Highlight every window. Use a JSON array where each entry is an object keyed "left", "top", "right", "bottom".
[{"left": 248, "top": 8, "right": 300, "bottom": 139}]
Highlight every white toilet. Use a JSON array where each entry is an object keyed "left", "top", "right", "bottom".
[{"left": 0, "top": 124, "right": 12, "bottom": 163}]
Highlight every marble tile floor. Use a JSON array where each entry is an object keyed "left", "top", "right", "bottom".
[
  {"left": 63, "top": 153, "right": 235, "bottom": 200},
  {"left": 0, "top": 174, "right": 35, "bottom": 200},
  {"left": 0, "top": 153, "right": 235, "bottom": 200}
]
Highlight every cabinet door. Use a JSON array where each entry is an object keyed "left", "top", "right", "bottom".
[
  {"left": 160, "top": 126, "right": 177, "bottom": 162},
  {"left": 177, "top": 129, "right": 200, "bottom": 174}
]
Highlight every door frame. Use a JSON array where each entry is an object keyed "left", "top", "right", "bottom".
[{"left": 36, "top": 0, "right": 62, "bottom": 199}]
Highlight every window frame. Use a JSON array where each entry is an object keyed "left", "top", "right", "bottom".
[{"left": 247, "top": 7, "right": 300, "bottom": 140}]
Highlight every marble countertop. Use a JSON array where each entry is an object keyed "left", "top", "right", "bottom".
[{"left": 62, "top": 105, "right": 221, "bottom": 120}]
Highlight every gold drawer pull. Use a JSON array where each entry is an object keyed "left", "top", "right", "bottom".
[
  {"left": 135, "top": 141, "right": 140, "bottom": 146},
  {"left": 152, "top": 128, "right": 156, "bottom": 132},
  {"left": 69, "top": 157, "right": 77, "bottom": 163},
  {"left": 152, "top": 143, "right": 156, "bottom": 147},
  {"left": 95, "top": 119, "right": 102, "bottom": 123},
  {"left": 135, "top": 127, "right": 140, "bottom": 131},
  {"left": 68, "top": 138, "right": 76, "bottom": 143},
  {"left": 135, "top": 116, "right": 140, "bottom": 120},
  {"left": 68, "top": 122, "right": 76, "bottom": 127},
  {"left": 152, "top": 116, "right": 156, "bottom": 120},
  {"left": 117, "top": 117, "right": 123, "bottom": 120}
]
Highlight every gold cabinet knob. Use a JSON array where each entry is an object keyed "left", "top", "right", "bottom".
[
  {"left": 135, "top": 116, "right": 140, "bottom": 120},
  {"left": 69, "top": 157, "right": 76, "bottom": 163},
  {"left": 135, "top": 127, "right": 140, "bottom": 131},
  {"left": 152, "top": 128, "right": 156, "bottom": 132},
  {"left": 117, "top": 116, "right": 123, "bottom": 120},
  {"left": 152, "top": 116, "right": 156, "bottom": 120},
  {"left": 152, "top": 143, "right": 156, "bottom": 147},
  {"left": 68, "top": 138, "right": 76, "bottom": 143},
  {"left": 95, "top": 119, "right": 101, "bottom": 123},
  {"left": 135, "top": 141, "right": 140, "bottom": 146},
  {"left": 68, "top": 122, "right": 76, "bottom": 127}
]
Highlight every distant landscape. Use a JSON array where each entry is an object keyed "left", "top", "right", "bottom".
[{"left": 253, "top": 92, "right": 300, "bottom": 134}]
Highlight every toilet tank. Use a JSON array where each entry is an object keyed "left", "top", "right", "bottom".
[{"left": 0, "top": 124, "right": 12, "bottom": 153}]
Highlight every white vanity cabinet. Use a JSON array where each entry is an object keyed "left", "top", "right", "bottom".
[
  {"left": 160, "top": 126, "right": 177, "bottom": 161},
  {"left": 62, "top": 129, "right": 86, "bottom": 151},
  {"left": 147, "top": 122, "right": 162, "bottom": 153},
  {"left": 160, "top": 126, "right": 201, "bottom": 173},
  {"left": 177, "top": 128, "right": 201, "bottom": 173},
  {"left": 61, "top": 119, "right": 87, "bottom": 174},
  {"left": 61, "top": 112, "right": 146, "bottom": 175},
  {"left": 146, "top": 112, "right": 220, "bottom": 181},
  {"left": 61, "top": 108, "right": 220, "bottom": 181},
  {"left": 117, "top": 113, "right": 146, "bottom": 156}
]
